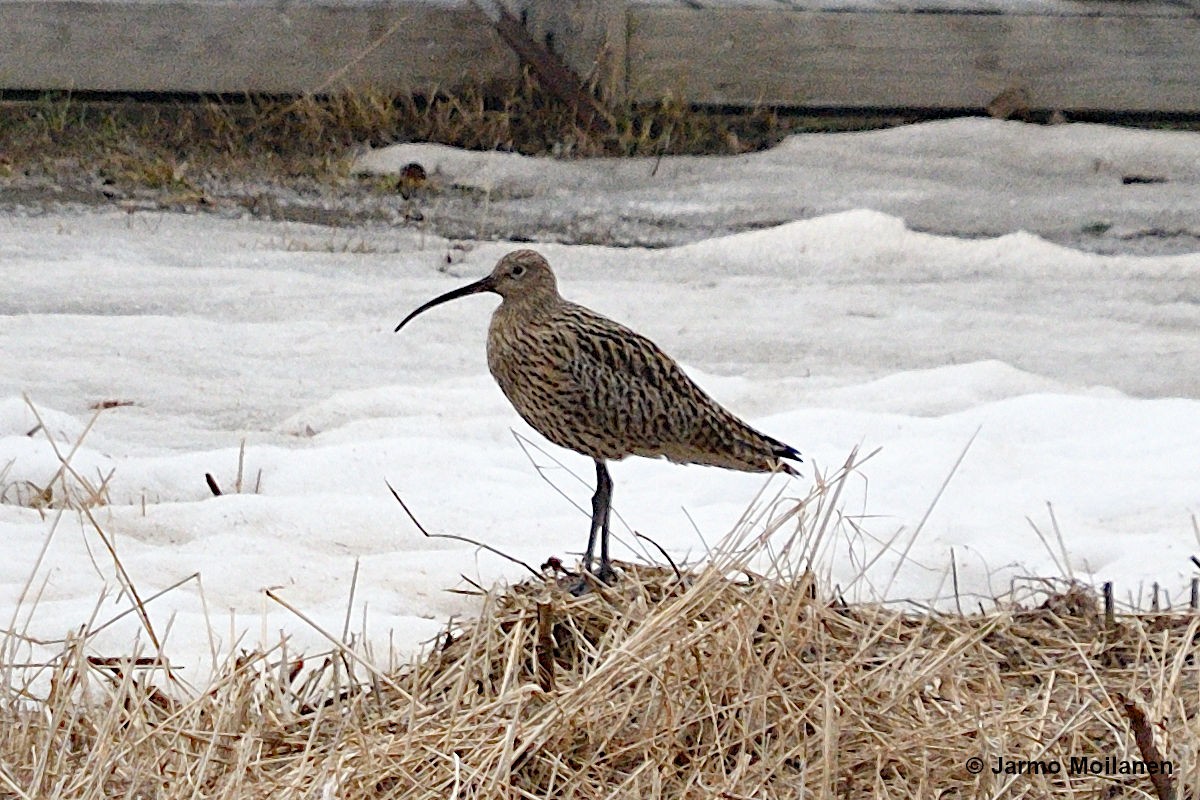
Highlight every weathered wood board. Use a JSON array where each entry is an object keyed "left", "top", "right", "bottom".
[
  {"left": 0, "top": 0, "right": 515, "bottom": 94},
  {"left": 0, "top": 0, "right": 1197, "bottom": 112},
  {"left": 628, "top": 5, "right": 1200, "bottom": 111}
]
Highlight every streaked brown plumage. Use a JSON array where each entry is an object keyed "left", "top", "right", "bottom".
[{"left": 396, "top": 249, "right": 801, "bottom": 584}]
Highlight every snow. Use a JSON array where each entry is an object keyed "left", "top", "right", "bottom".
[
  {"left": 353, "top": 118, "right": 1200, "bottom": 255},
  {"left": 2, "top": 118, "right": 1199, "bottom": 685}
]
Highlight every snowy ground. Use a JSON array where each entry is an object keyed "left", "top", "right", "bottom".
[
  {"left": 1, "top": 118, "right": 1198, "bottom": 685},
  {"left": 355, "top": 117, "right": 1200, "bottom": 255}
]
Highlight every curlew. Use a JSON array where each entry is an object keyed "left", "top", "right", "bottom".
[{"left": 395, "top": 249, "right": 801, "bottom": 585}]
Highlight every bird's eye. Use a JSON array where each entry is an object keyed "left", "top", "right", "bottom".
[{"left": 511, "top": 264, "right": 526, "bottom": 277}]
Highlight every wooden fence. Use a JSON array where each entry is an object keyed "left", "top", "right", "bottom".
[{"left": 1, "top": 0, "right": 1197, "bottom": 112}]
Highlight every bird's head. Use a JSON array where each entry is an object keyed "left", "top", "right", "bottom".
[
  {"left": 395, "top": 249, "right": 559, "bottom": 332},
  {"left": 487, "top": 249, "right": 557, "bottom": 299}
]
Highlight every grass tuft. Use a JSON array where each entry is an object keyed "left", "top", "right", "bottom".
[
  {"left": 0, "top": 81, "right": 897, "bottom": 193},
  {"left": 1, "top": 454, "right": 1197, "bottom": 798}
]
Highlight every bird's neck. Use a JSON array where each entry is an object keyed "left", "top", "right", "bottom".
[{"left": 498, "top": 292, "right": 563, "bottom": 321}]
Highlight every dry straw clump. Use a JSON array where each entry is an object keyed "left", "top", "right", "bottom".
[{"left": 2, "top": 462, "right": 1198, "bottom": 799}]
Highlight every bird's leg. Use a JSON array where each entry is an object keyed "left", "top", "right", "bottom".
[
  {"left": 588, "top": 460, "right": 615, "bottom": 584},
  {"left": 579, "top": 460, "right": 617, "bottom": 586},
  {"left": 583, "top": 466, "right": 600, "bottom": 573}
]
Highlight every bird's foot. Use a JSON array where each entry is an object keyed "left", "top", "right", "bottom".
[
  {"left": 593, "top": 561, "right": 618, "bottom": 585},
  {"left": 568, "top": 561, "right": 619, "bottom": 596}
]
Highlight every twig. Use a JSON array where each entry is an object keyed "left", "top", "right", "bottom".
[
  {"left": 949, "top": 546, "right": 962, "bottom": 616},
  {"left": 342, "top": 559, "right": 360, "bottom": 643},
  {"left": 458, "top": 574, "right": 487, "bottom": 594},
  {"left": 510, "top": 430, "right": 645, "bottom": 564},
  {"left": 535, "top": 602, "right": 556, "bottom": 692},
  {"left": 1046, "top": 501, "right": 1073, "bottom": 581},
  {"left": 86, "top": 655, "right": 165, "bottom": 671},
  {"left": 511, "top": 430, "right": 589, "bottom": 515},
  {"left": 1027, "top": 514, "right": 1066, "bottom": 577},
  {"left": 264, "top": 589, "right": 410, "bottom": 698},
  {"left": 385, "top": 481, "right": 541, "bottom": 580},
  {"left": 23, "top": 395, "right": 106, "bottom": 506},
  {"left": 4, "top": 510, "right": 64, "bottom": 673},
  {"left": 236, "top": 438, "right": 247, "bottom": 493},
  {"left": 651, "top": 125, "right": 672, "bottom": 177},
  {"left": 21, "top": 398, "right": 163, "bottom": 649},
  {"left": 809, "top": 446, "right": 882, "bottom": 583},
  {"left": 1103, "top": 581, "right": 1115, "bottom": 629},
  {"left": 679, "top": 505, "right": 711, "bottom": 556},
  {"left": 78, "top": 504, "right": 162, "bottom": 651},
  {"left": 1117, "top": 692, "right": 1176, "bottom": 800},
  {"left": 469, "top": 0, "right": 615, "bottom": 136},
  {"left": 88, "top": 399, "right": 135, "bottom": 410},
  {"left": 633, "top": 532, "right": 683, "bottom": 584},
  {"left": 884, "top": 428, "right": 979, "bottom": 596},
  {"left": 84, "top": 572, "right": 200, "bottom": 639},
  {"left": 92, "top": 466, "right": 117, "bottom": 506}
]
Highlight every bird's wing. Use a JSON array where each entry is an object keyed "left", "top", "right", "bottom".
[
  {"left": 561, "top": 305, "right": 802, "bottom": 471},
  {"left": 564, "top": 308, "right": 729, "bottom": 452}
]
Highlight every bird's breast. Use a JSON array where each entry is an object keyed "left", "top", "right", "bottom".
[{"left": 487, "top": 314, "right": 576, "bottom": 419}]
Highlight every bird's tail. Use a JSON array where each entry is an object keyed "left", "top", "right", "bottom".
[
  {"left": 680, "top": 413, "right": 803, "bottom": 476},
  {"left": 769, "top": 437, "right": 803, "bottom": 476}
]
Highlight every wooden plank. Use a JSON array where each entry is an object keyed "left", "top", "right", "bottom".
[
  {"left": 0, "top": 0, "right": 516, "bottom": 94},
  {"left": 523, "top": 0, "right": 627, "bottom": 101},
  {"left": 482, "top": 0, "right": 617, "bottom": 131},
  {"left": 627, "top": 6, "right": 1200, "bottom": 111},
  {"left": 2, "top": 0, "right": 1198, "bottom": 113},
  {"left": 637, "top": 0, "right": 1193, "bottom": 15}
]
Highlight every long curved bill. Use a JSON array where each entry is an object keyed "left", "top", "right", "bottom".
[{"left": 394, "top": 275, "right": 495, "bottom": 332}]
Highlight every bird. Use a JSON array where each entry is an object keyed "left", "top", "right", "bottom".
[
  {"left": 396, "top": 162, "right": 428, "bottom": 200},
  {"left": 395, "top": 249, "right": 801, "bottom": 586}
]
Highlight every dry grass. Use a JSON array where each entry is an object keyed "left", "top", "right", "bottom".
[
  {"left": 0, "top": 399, "right": 113, "bottom": 513},
  {"left": 0, "top": 82, "right": 900, "bottom": 193},
  {"left": 2, "top": 454, "right": 1198, "bottom": 799},
  {"left": 0, "top": 84, "right": 915, "bottom": 237}
]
